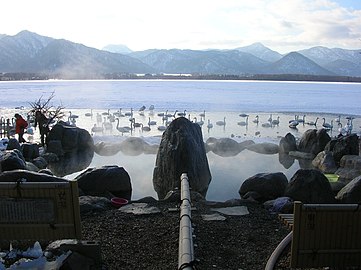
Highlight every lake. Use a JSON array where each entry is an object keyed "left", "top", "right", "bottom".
[{"left": 0, "top": 79, "right": 360, "bottom": 201}]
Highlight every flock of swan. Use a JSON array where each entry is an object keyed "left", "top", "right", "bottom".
[{"left": 64, "top": 106, "right": 358, "bottom": 138}]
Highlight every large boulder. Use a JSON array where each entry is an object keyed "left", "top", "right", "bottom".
[
  {"left": 298, "top": 129, "right": 331, "bottom": 156},
  {"left": 75, "top": 165, "right": 132, "bottom": 200},
  {"left": 153, "top": 117, "right": 211, "bottom": 199},
  {"left": 47, "top": 123, "right": 94, "bottom": 155},
  {"left": 324, "top": 133, "right": 359, "bottom": 166},
  {"left": 245, "top": 142, "right": 279, "bottom": 154},
  {"left": 336, "top": 175, "right": 361, "bottom": 203},
  {"left": 284, "top": 169, "right": 336, "bottom": 203},
  {"left": 0, "top": 149, "right": 26, "bottom": 172},
  {"left": 239, "top": 172, "right": 288, "bottom": 202},
  {"left": 208, "top": 137, "right": 241, "bottom": 157}
]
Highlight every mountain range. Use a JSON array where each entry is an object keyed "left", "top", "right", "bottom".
[{"left": 0, "top": 30, "right": 360, "bottom": 79}]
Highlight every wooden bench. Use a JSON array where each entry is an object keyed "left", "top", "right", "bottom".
[{"left": 267, "top": 201, "right": 361, "bottom": 269}]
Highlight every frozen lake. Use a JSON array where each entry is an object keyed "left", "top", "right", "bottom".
[{"left": 0, "top": 79, "right": 360, "bottom": 201}]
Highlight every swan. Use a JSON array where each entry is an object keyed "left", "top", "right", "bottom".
[
  {"left": 268, "top": 114, "right": 273, "bottom": 122},
  {"left": 306, "top": 117, "right": 318, "bottom": 126},
  {"left": 113, "top": 108, "right": 125, "bottom": 117},
  {"left": 132, "top": 118, "right": 142, "bottom": 128},
  {"left": 141, "top": 123, "right": 151, "bottom": 131},
  {"left": 68, "top": 111, "right": 79, "bottom": 119},
  {"left": 124, "top": 108, "right": 133, "bottom": 117},
  {"left": 261, "top": 122, "right": 272, "bottom": 128},
  {"left": 322, "top": 118, "right": 333, "bottom": 130},
  {"left": 289, "top": 120, "right": 299, "bottom": 129},
  {"left": 103, "top": 120, "right": 113, "bottom": 131},
  {"left": 199, "top": 110, "right": 206, "bottom": 118},
  {"left": 149, "top": 105, "right": 155, "bottom": 111},
  {"left": 338, "top": 122, "right": 347, "bottom": 136},
  {"left": 207, "top": 119, "right": 213, "bottom": 129},
  {"left": 193, "top": 117, "right": 204, "bottom": 126},
  {"left": 116, "top": 118, "right": 131, "bottom": 134},
  {"left": 297, "top": 115, "right": 306, "bottom": 124},
  {"left": 91, "top": 124, "right": 104, "bottom": 134},
  {"left": 85, "top": 109, "right": 93, "bottom": 117},
  {"left": 96, "top": 113, "right": 102, "bottom": 123},
  {"left": 271, "top": 116, "right": 280, "bottom": 126},
  {"left": 177, "top": 110, "right": 187, "bottom": 117},
  {"left": 102, "top": 109, "right": 110, "bottom": 116},
  {"left": 148, "top": 117, "right": 157, "bottom": 126},
  {"left": 237, "top": 115, "right": 249, "bottom": 126},
  {"left": 157, "top": 125, "right": 167, "bottom": 131},
  {"left": 216, "top": 117, "right": 226, "bottom": 126},
  {"left": 239, "top": 113, "right": 249, "bottom": 118},
  {"left": 252, "top": 115, "right": 259, "bottom": 124}
]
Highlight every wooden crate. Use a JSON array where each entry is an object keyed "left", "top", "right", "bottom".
[
  {"left": 0, "top": 180, "right": 81, "bottom": 247},
  {"left": 291, "top": 201, "right": 361, "bottom": 268}
]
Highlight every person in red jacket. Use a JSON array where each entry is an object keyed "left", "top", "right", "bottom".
[{"left": 14, "top": 113, "right": 28, "bottom": 143}]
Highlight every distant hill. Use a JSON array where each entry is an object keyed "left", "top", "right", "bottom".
[
  {"left": 236, "top": 42, "right": 283, "bottom": 62},
  {"left": 102, "top": 44, "right": 133, "bottom": 54},
  {"left": 0, "top": 30, "right": 360, "bottom": 79},
  {"left": 265, "top": 52, "right": 334, "bottom": 76},
  {"left": 0, "top": 30, "right": 154, "bottom": 78}
]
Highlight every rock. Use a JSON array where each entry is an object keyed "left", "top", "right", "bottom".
[
  {"left": 94, "top": 141, "right": 122, "bottom": 156},
  {"left": 279, "top": 133, "right": 297, "bottom": 154},
  {"left": 21, "top": 143, "right": 40, "bottom": 161},
  {"left": 264, "top": 197, "right": 293, "bottom": 214},
  {"left": 312, "top": 151, "right": 337, "bottom": 173},
  {"left": 245, "top": 142, "right": 279, "bottom": 154},
  {"left": 336, "top": 175, "right": 361, "bottom": 203},
  {"left": 210, "top": 137, "right": 241, "bottom": 157},
  {"left": 289, "top": 151, "right": 315, "bottom": 160},
  {"left": 31, "top": 156, "right": 48, "bottom": 170},
  {"left": 335, "top": 155, "right": 361, "bottom": 183},
  {"left": 278, "top": 153, "right": 295, "bottom": 169},
  {"left": 238, "top": 140, "right": 255, "bottom": 151},
  {"left": 239, "top": 172, "right": 288, "bottom": 202},
  {"left": 0, "top": 169, "right": 67, "bottom": 183},
  {"left": 46, "top": 140, "right": 65, "bottom": 156},
  {"left": 6, "top": 138, "right": 21, "bottom": 151},
  {"left": 298, "top": 128, "right": 330, "bottom": 155},
  {"left": 75, "top": 165, "right": 132, "bottom": 200},
  {"left": 153, "top": 117, "right": 211, "bottom": 199},
  {"left": 0, "top": 149, "right": 26, "bottom": 172},
  {"left": 324, "top": 133, "right": 359, "bottom": 166},
  {"left": 284, "top": 169, "right": 336, "bottom": 203},
  {"left": 25, "top": 161, "right": 39, "bottom": 172},
  {"left": 119, "top": 137, "right": 149, "bottom": 156},
  {"left": 79, "top": 195, "right": 112, "bottom": 213},
  {"left": 47, "top": 123, "right": 94, "bottom": 154}
]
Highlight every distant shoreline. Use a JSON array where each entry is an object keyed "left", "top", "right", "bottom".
[{"left": 1, "top": 72, "right": 361, "bottom": 83}]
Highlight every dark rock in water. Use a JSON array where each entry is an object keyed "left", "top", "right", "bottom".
[
  {"left": 46, "top": 123, "right": 94, "bottom": 177},
  {"left": 210, "top": 137, "right": 241, "bottom": 157},
  {"left": 47, "top": 123, "right": 94, "bottom": 154},
  {"left": 336, "top": 175, "right": 361, "bottom": 203},
  {"left": 239, "top": 172, "right": 288, "bottom": 203},
  {"left": 75, "top": 165, "right": 132, "bottom": 200},
  {"left": 279, "top": 133, "right": 297, "bottom": 154},
  {"left": 324, "top": 133, "right": 359, "bottom": 166},
  {"left": 284, "top": 169, "right": 336, "bottom": 203},
  {"left": 246, "top": 142, "right": 279, "bottom": 154},
  {"left": 298, "top": 128, "right": 330, "bottom": 155},
  {"left": 278, "top": 153, "right": 295, "bottom": 169},
  {"left": 119, "top": 137, "right": 149, "bottom": 156},
  {"left": 153, "top": 117, "right": 211, "bottom": 200},
  {"left": 312, "top": 150, "right": 337, "bottom": 173},
  {"left": 94, "top": 141, "right": 122, "bottom": 156},
  {"left": 0, "top": 149, "right": 26, "bottom": 172},
  {"left": 239, "top": 140, "right": 255, "bottom": 151}
]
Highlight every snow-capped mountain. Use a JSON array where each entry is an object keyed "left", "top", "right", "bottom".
[{"left": 236, "top": 42, "right": 283, "bottom": 62}]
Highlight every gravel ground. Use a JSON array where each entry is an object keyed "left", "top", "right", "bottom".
[{"left": 81, "top": 199, "right": 295, "bottom": 270}]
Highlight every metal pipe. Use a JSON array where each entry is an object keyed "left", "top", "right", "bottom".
[{"left": 178, "top": 173, "right": 194, "bottom": 270}]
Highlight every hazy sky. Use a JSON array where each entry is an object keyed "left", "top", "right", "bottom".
[{"left": 1, "top": 0, "right": 361, "bottom": 53}]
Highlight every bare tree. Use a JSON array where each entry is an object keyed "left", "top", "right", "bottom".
[{"left": 28, "top": 92, "right": 65, "bottom": 145}]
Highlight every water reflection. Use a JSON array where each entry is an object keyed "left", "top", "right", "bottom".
[{"left": 67, "top": 143, "right": 301, "bottom": 201}]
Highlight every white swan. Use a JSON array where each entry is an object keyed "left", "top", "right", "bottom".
[
  {"left": 252, "top": 115, "right": 259, "bottom": 124},
  {"left": 148, "top": 117, "right": 157, "bottom": 126},
  {"left": 141, "top": 123, "right": 151, "bottom": 131},
  {"left": 271, "top": 116, "right": 280, "bottom": 126},
  {"left": 207, "top": 119, "right": 213, "bottom": 129},
  {"left": 322, "top": 118, "right": 333, "bottom": 130},
  {"left": 91, "top": 124, "right": 104, "bottom": 134},
  {"left": 237, "top": 115, "right": 249, "bottom": 126},
  {"left": 289, "top": 120, "right": 299, "bottom": 129},
  {"left": 216, "top": 117, "right": 226, "bottom": 126},
  {"left": 306, "top": 117, "right": 318, "bottom": 126}
]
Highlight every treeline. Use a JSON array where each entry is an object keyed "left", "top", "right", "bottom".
[{"left": 1, "top": 72, "right": 361, "bottom": 83}]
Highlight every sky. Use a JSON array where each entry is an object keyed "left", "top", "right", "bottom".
[{"left": 1, "top": 0, "right": 361, "bottom": 53}]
